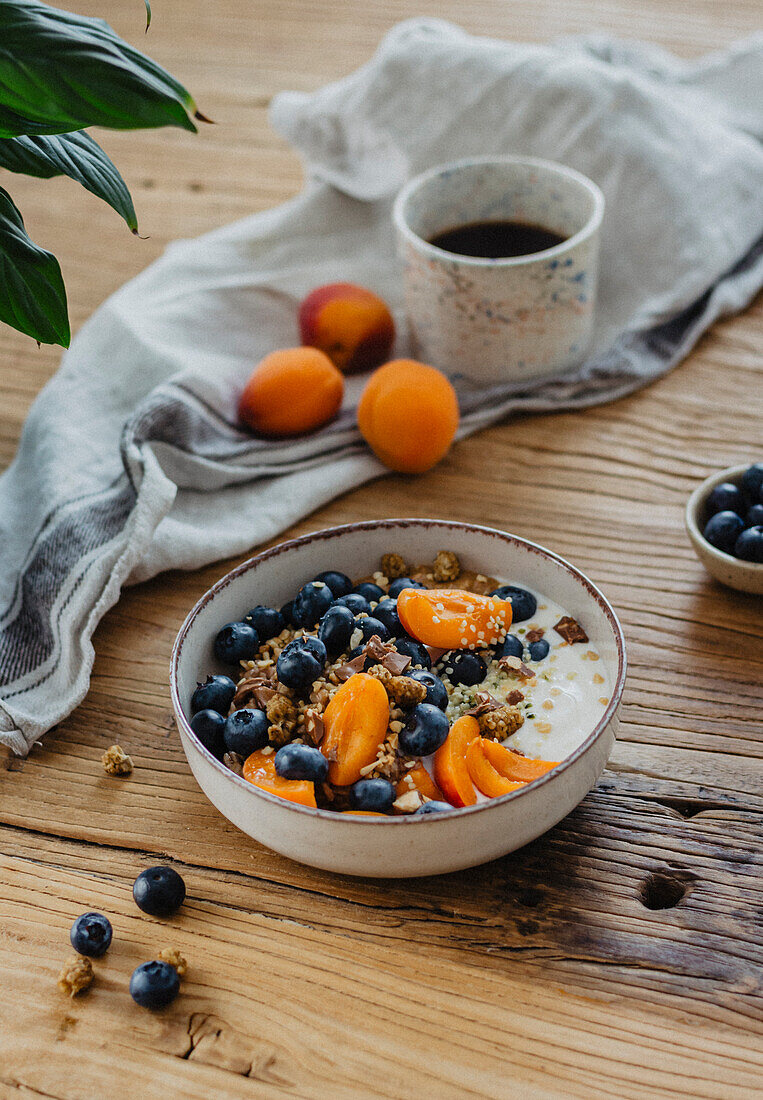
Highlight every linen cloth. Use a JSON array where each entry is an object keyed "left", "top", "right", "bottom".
[{"left": 1, "top": 19, "right": 761, "bottom": 754}]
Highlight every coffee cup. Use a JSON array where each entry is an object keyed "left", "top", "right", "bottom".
[{"left": 393, "top": 156, "right": 604, "bottom": 385}]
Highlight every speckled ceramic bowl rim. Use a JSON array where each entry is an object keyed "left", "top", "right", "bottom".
[
  {"left": 685, "top": 464, "right": 763, "bottom": 576},
  {"left": 392, "top": 155, "right": 605, "bottom": 268},
  {"left": 170, "top": 519, "right": 627, "bottom": 825}
]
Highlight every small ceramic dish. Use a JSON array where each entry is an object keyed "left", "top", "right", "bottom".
[
  {"left": 170, "top": 519, "right": 626, "bottom": 877},
  {"left": 685, "top": 465, "right": 763, "bottom": 595}
]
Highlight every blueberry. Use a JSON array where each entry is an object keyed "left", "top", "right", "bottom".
[
  {"left": 280, "top": 599, "right": 298, "bottom": 628},
  {"left": 274, "top": 743, "right": 329, "bottom": 783},
  {"left": 490, "top": 585, "right": 537, "bottom": 623},
  {"left": 245, "top": 605, "right": 284, "bottom": 640},
  {"left": 133, "top": 866, "right": 186, "bottom": 917},
  {"left": 276, "top": 639, "right": 325, "bottom": 693},
  {"left": 706, "top": 481, "right": 746, "bottom": 518},
  {"left": 495, "top": 634, "right": 524, "bottom": 660},
  {"left": 406, "top": 669, "right": 448, "bottom": 710},
  {"left": 374, "top": 597, "right": 403, "bottom": 636},
  {"left": 301, "top": 635, "right": 328, "bottom": 663},
  {"left": 214, "top": 621, "right": 259, "bottom": 664},
  {"left": 318, "top": 604, "right": 356, "bottom": 659},
  {"left": 734, "top": 525, "right": 763, "bottom": 562},
  {"left": 70, "top": 912, "right": 113, "bottom": 957},
  {"left": 416, "top": 800, "right": 455, "bottom": 814},
  {"left": 441, "top": 651, "right": 487, "bottom": 686},
  {"left": 703, "top": 510, "right": 744, "bottom": 553},
  {"left": 528, "top": 639, "right": 550, "bottom": 661},
  {"left": 355, "top": 616, "right": 390, "bottom": 643},
  {"left": 394, "top": 637, "right": 431, "bottom": 669},
  {"left": 190, "top": 708, "right": 225, "bottom": 757},
  {"left": 293, "top": 581, "right": 334, "bottom": 628},
  {"left": 388, "top": 577, "right": 425, "bottom": 599},
  {"left": 333, "top": 592, "right": 371, "bottom": 615},
  {"left": 190, "top": 674, "right": 236, "bottom": 716},
  {"left": 745, "top": 503, "right": 763, "bottom": 528},
  {"left": 741, "top": 463, "right": 763, "bottom": 501},
  {"left": 347, "top": 644, "right": 366, "bottom": 661},
  {"left": 353, "top": 582, "right": 384, "bottom": 603},
  {"left": 129, "top": 961, "right": 180, "bottom": 1009},
  {"left": 350, "top": 777, "right": 395, "bottom": 813},
  {"left": 223, "top": 708, "right": 269, "bottom": 756},
  {"left": 399, "top": 703, "right": 450, "bottom": 757},
  {"left": 314, "top": 570, "right": 353, "bottom": 598}
]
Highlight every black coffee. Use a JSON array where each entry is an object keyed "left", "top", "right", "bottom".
[{"left": 428, "top": 219, "right": 566, "bottom": 259}]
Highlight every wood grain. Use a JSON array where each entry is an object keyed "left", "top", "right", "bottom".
[{"left": 0, "top": 0, "right": 761, "bottom": 1096}]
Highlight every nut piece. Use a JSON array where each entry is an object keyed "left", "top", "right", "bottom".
[
  {"left": 381, "top": 552, "right": 408, "bottom": 579},
  {"left": 477, "top": 705, "right": 524, "bottom": 739},
  {"left": 157, "top": 948, "right": 188, "bottom": 977},
  {"left": 266, "top": 694, "right": 298, "bottom": 746},
  {"left": 554, "top": 616, "right": 589, "bottom": 644},
  {"left": 393, "top": 789, "right": 423, "bottom": 813},
  {"left": 432, "top": 550, "right": 461, "bottom": 583},
  {"left": 223, "top": 751, "right": 245, "bottom": 776},
  {"left": 58, "top": 955, "right": 93, "bottom": 997},
  {"left": 101, "top": 744, "right": 133, "bottom": 776}
]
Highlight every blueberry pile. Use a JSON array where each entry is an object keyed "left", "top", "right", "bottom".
[
  {"left": 701, "top": 463, "right": 763, "bottom": 563},
  {"left": 64, "top": 865, "right": 187, "bottom": 1009}
]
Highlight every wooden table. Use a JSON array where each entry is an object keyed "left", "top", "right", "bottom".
[{"left": 1, "top": 1, "right": 761, "bottom": 1096}]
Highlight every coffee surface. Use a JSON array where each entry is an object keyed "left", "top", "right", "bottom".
[{"left": 429, "top": 219, "right": 566, "bottom": 259}]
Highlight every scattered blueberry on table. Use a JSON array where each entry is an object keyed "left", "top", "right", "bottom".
[
  {"left": 700, "top": 463, "right": 763, "bottom": 563},
  {"left": 129, "top": 960, "right": 181, "bottom": 1009},
  {"left": 133, "top": 866, "right": 186, "bottom": 917},
  {"left": 70, "top": 912, "right": 113, "bottom": 957}
]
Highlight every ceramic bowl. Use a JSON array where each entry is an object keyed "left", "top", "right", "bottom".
[
  {"left": 685, "top": 465, "right": 763, "bottom": 595},
  {"left": 170, "top": 520, "right": 626, "bottom": 878}
]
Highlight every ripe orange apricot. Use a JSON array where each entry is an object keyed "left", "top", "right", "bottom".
[
  {"left": 321, "top": 672, "right": 389, "bottom": 785},
  {"left": 465, "top": 738, "right": 525, "bottom": 799},
  {"left": 395, "top": 762, "right": 444, "bottom": 805},
  {"left": 357, "top": 358, "right": 459, "bottom": 474},
  {"left": 397, "top": 588, "right": 512, "bottom": 649},
  {"left": 480, "top": 739, "right": 558, "bottom": 782},
  {"left": 238, "top": 347, "right": 344, "bottom": 437},
  {"left": 242, "top": 749, "right": 317, "bottom": 807},
  {"left": 433, "top": 715, "right": 479, "bottom": 807},
  {"left": 299, "top": 282, "right": 395, "bottom": 374}
]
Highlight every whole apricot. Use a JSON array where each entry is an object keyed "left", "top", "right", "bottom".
[
  {"left": 357, "top": 358, "right": 459, "bottom": 474},
  {"left": 238, "top": 347, "right": 344, "bottom": 437},
  {"left": 299, "top": 282, "right": 395, "bottom": 374}
]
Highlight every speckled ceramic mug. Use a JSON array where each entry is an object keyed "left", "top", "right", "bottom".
[{"left": 393, "top": 156, "right": 604, "bottom": 385}]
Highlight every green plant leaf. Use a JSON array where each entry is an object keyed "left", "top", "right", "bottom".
[
  {"left": 0, "top": 131, "right": 137, "bottom": 230},
  {"left": 144, "top": 0, "right": 151, "bottom": 31},
  {"left": 0, "top": 186, "right": 70, "bottom": 345},
  {"left": 0, "top": 0, "right": 198, "bottom": 137}
]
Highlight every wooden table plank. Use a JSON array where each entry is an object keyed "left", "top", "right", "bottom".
[{"left": 0, "top": 0, "right": 761, "bottom": 1095}]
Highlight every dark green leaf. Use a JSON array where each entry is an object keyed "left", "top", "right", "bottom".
[
  {"left": 145, "top": 0, "right": 151, "bottom": 31},
  {"left": 0, "top": 131, "right": 137, "bottom": 230},
  {"left": 0, "top": 0, "right": 197, "bottom": 137},
  {"left": 0, "top": 186, "right": 69, "bottom": 345}
]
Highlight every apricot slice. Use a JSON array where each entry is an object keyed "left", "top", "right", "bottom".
[
  {"left": 343, "top": 810, "right": 386, "bottom": 816},
  {"left": 397, "top": 588, "right": 512, "bottom": 649},
  {"left": 322, "top": 673, "right": 389, "bottom": 785},
  {"left": 299, "top": 282, "right": 395, "bottom": 374},
  {"left": 357, "top": 358, "right": 459, "bottom": 474},
  {"left": 238, "top": 347, "right": 344, "bottom": 437},
  {"left": 395, "top": 762, "right": 444, "bottom": 804},
  {"left": 481, "top": 739, "right": 559, "bottom": 782},
  {"left": 465, "top": 739, "right": 525, "bottom": 799},
  {"left": 242, "top": 749, "right": 317, "bottom": 807},
  {"left": 433, "top": 715, "right": 479, "bottom": 807}
]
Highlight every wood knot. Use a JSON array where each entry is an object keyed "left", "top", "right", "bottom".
[{"left": 639, "top": 871, "right": 692, "bottom": 911}]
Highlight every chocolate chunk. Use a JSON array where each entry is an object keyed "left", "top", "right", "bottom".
[
  {"left": 466, "top": 691, "right": 501, "bottom": 717},
  {"left": 554, "top": 616, "right": 589, "bottom": 644},
  {"left": 505, "top": 689, "right": 525, "bottom": 705},
  {"left": 303, "top": 708, "right": 325, "bottom": 745},
  {"left": 525, "top": 628, "right": 545, "bottom": 644}
]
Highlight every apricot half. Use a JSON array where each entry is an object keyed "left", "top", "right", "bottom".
[
  {"left": 395, "top": 762, "right": 444, "bottom": 804},
  {"left": 321, "top": 673, "right": 389, "bottom": 785},
  {"left": 357, "top": 358, "right": 459, "bottom": 474},
  {"left": 242, "top": 749, "right": 317, "bottom": 807},
  {"left": 397, "top": 588, "right": 512, "bottom": 649},
  {"left": 433, "top": 715, "right": 479, "bottom": 807},
  {"left": 480, "top": 739, "right": 559, "bottom": 782},
  {"left": 465, "top": 738, "right": 525, "bottom": 799},
  {"left": 238, "top": 347, "right": 344, "bottom": 437},
  {"left": 299, "top": 282, "right": 395, "bottom": 374}
]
